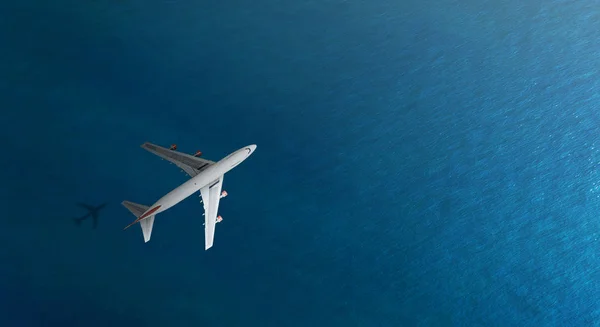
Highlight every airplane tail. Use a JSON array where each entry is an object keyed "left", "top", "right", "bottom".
[{"left": 122, "top": 201, "right": 154, "bottom": 243}]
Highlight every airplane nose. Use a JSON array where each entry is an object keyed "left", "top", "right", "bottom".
[{"left": 244, "top": 144, "right": 257, "bottom": 155}]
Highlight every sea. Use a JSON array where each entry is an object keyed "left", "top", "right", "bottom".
[{"left": 1, "top": 0, "right": 600, "bottom": 326}]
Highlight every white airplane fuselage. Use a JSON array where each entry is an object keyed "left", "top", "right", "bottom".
[{"left": 137, "top": 145, "right": 256, "bottom": 221}]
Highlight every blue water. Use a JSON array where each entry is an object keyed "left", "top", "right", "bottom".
[{"left": 2, "top": 0, "right": 600, "bottom": 326}]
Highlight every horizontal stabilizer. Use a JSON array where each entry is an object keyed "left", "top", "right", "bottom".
[
  {"left": 122, "top": 201, "right": 155, "bottom": 242},
  {"left": 140, "top": 215, "right": 155, "bottom": 243},
  {"left": 122, "top": 201, "right": 149, "bottom": 217}
]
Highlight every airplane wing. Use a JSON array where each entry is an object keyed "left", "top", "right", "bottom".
[
  {"left": 141, "top": 142, "right": 215, "bottom": 177},
  {"left": 199, "top": 175, "right": 224, "bottom": 250}
]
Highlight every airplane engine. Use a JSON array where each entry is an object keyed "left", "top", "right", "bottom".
[
  {"left": 216, "top": 215, "right": 223, "bottom": 223},
  {"left": 193, "top": 150, "right": 203, "bottom": 157},
  {"left": 169, "top": 144, "right": 177, "bottom": 150},
  {"left": 220, "top": 190, "right": 228, "bottom": 199}
]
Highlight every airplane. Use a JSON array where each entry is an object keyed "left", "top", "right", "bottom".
[
  {"left": 73, "top": 202, "right": 107, "bottom": 229},
  {"left": 122, "top": 142, "right": 256, "bottom": 250}
]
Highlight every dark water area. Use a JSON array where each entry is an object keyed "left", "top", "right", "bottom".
[{"left": 1, "top": 0, "right": 600, "bottom": 326}]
